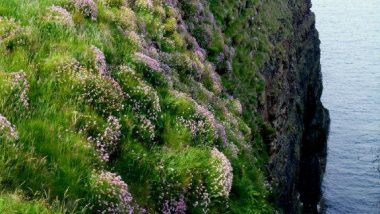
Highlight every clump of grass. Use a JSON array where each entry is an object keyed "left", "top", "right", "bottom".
[{"left": 0, "top": 191, "right": 58, "bottom": 214}]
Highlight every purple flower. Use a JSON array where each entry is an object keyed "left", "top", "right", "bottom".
[
  {"left": 91, "top": 170, "right": 134, "bottom": 213},
  {"left": 161, "top": 194, "right": 187, "bottom": 214},
  {"left": 91, "top": 46, "right": 108, "bottom": 76},
  {"left": 134, "top": 52, "right": 162, "bottom": 73},
  {"left": 0, "top": 114, "right": 19, "bottom": 141},
  {"left": 73, "top": 0, "right": 97, "bottom": 20}
]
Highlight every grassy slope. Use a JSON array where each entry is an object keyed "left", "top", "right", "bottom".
[{"left": 0, "top": 0, "right": 294, "bottom": 213}]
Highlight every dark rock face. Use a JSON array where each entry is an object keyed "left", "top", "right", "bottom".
[{"left": 260, "top": 0, "right": 330, "bottom": 213}]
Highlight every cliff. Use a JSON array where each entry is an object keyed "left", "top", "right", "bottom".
[
  {"left": 259, "top": 1, "right": 330, "bottom": 212},
  {"left": 0, "top": 0, "right": 328, "bottom": 213}
]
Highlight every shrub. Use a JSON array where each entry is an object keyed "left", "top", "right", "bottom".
[
  {"left": 210, "top": 148, "right": 233, "bottom": 198},
  {"left": 87, "top": 116, "right": 122, "bottom": 162},
  {"left": 134, "top": 114, "right": 156, "bottom": 142},
  {"left": 154, "top": 148, "right": 232, "bottom": 213},
  {"left": 45, "top": 6, "right": 75, "bottom": 28},
  {"left": 115, "top": 66, "right": 161, "bottom": 121},
  {"left": 133, "top": 52, "right": 162, "bottom": 73},
  {"left": 0, "top": 17, "right": 30, "bottom": 50},
  {"left": 102, "top": 0, "right": 127, "bottom": 8},
  {"left": 0, "top": 71, "right": 30, "bottom": 111},
  {"left": 134, "top": 0, "right": 154, "bottom": 12},
  {"left": 91, "top": 46, "right": 108, "bottom": 76},
  {"left": 72, "top": 0, "right": 98, "bottom": 21},
  {"left": 114, "top": 6, "right": 137, "bottom": 31},
  {"left": 167, "top": 90, "right": 216, "bottom": 146},
  {"left": 202, "top": 63, "right": 223, "bottom": 94},
  {"left": 159, "top": 52, "right": 200, "bottom": 77},
  {"left": 74, "top": 70, "right": 125, "bottom": 115},
  {"left": 90, "top": 170, "right": 134, "bottom": 213}
]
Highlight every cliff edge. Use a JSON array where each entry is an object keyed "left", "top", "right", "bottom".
[{"left": 0, "top": 0, "right": 329, "bottom": 213}]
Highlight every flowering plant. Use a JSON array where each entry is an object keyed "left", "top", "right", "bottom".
[{"left": 90, "top": 170, "right": 134, "bottom": 213}]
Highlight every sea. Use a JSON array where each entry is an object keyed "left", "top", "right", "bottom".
[{"left": 312, "top": 0, "right": 380, "bottom": 213}]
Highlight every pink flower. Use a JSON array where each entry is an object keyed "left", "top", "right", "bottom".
[
  {"left": 0, "top": 114, "right": 19, "bottom": 141},
  {"left": 88, "top": 116, "right": 121, "bottom": 162},
  {"left": 11, "top": 71, "right": 29, "bottom": 109},
  {"left": 134, "top": 52, "right": 162, "bottom": 72},
  {"left": 92, "top": 46, "right": 108, "bottom": 76},
  {"left": 46, "top": 5, "right": 74, "bottom": 27},
  {"left": 73, "top": 0, "right": 97, "bottom": 20},
  {"left": 91, "top": 170, "right": 134, "bottom": 213}
]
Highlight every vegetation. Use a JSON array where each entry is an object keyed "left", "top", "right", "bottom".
[{"left": 0, "top": 0, "right": 295, "bottom": 213}]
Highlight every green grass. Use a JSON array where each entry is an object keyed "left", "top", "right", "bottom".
[
  {"left": 0, "top": 192, "right": 57, "bottom": 214},
  {"left": 0, "top": 0, "right": 295, "bottom": 213}
]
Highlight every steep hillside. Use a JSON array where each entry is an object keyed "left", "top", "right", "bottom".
[{"left": 0, "top": 0, "right": 328, "bottom": 213}]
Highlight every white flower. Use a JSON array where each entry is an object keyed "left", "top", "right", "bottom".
[{"left": 211, "top": 148, "right": 233, "bottom": 197}]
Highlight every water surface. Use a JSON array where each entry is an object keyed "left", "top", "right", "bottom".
[{"left": 312, "top": 0, "right": 380, "bottom": 213}]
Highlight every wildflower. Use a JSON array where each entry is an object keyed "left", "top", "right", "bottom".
[
  {"left": 124, "top": 31, "right": 142, "bottom": 48},
  {"left": 130, "top": 84, "right": 161, "bottom": 120},
  {"left": 206, "top": 63, "right": 223, "bottom": 94},
  {"left": 226, "top": 143, "right": 239, "bottom": 158},
  {"left": 211, "top": 148, "right": 233, "bottom": 198},
  {"left": 114, "top": 6, "right": 137, "bottom": 31},
  {"left": 134, "top": 52, "right": 162, "bottom": 73},
  {"left": 103, "top": 0, "right": 128, "bottom": 7},
  {"left": 194, "top": 46, "right": 206, "bottom": 61},
  {"left": 91, "top": 170, "right": 134, "bottom": 213},
  {"left": 88, "top": 116, "right": 121, "bottom": 162},
  {"left": 11, "top": 71, "right": 29, "bottom": 109},
  {"left": 45, "top": 5, "right": 74, "bottom": 27},
  {"left": 118, "top": 66, "right": 161, "bottom": 121},
  {"left": 170, "top": 90, "right": 227, "bottom": 144},
  {"left": 90, "top": 46, "right": 125, "bottom": 102},
  {"left": 73, "top": 0, "right": 97, "bottom": 20},
  {"left": 134, "top": 0, "right": 153, "bottom": 11},
  {"left": 192, "top": 183, "right": 210, "bottom": 213},
  {"left": 232, "top": 99, "right": 243, "bottom": 115},
  {"left": 195, "top": 104, "right": 227, "bottom": 143},
  {"left": 0, "top": 114, "right": 19, "bottom": 141},
  {"left": 91, "top": 46, "right": 108, "bottom": 76},
  {"left": 136, "top": 115, "right": 155, "bottom": 141},
  {"left": 77, "top": 70, "right": 124, "bottom": 115},
  {"left": 0, "top": 17, "right": 30, "bottom": 49},
  {"left": 162, "top": 194, "right": 187, "bottom": 214}
]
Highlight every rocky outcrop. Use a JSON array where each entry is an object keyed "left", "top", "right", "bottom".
[{"left": 260, "top": 0, "right": 330, "bottom": 213}]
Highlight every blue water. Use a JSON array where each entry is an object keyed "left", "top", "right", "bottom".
[{"left": 312, "top": 0, "right": 380, "bottom": 213}]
